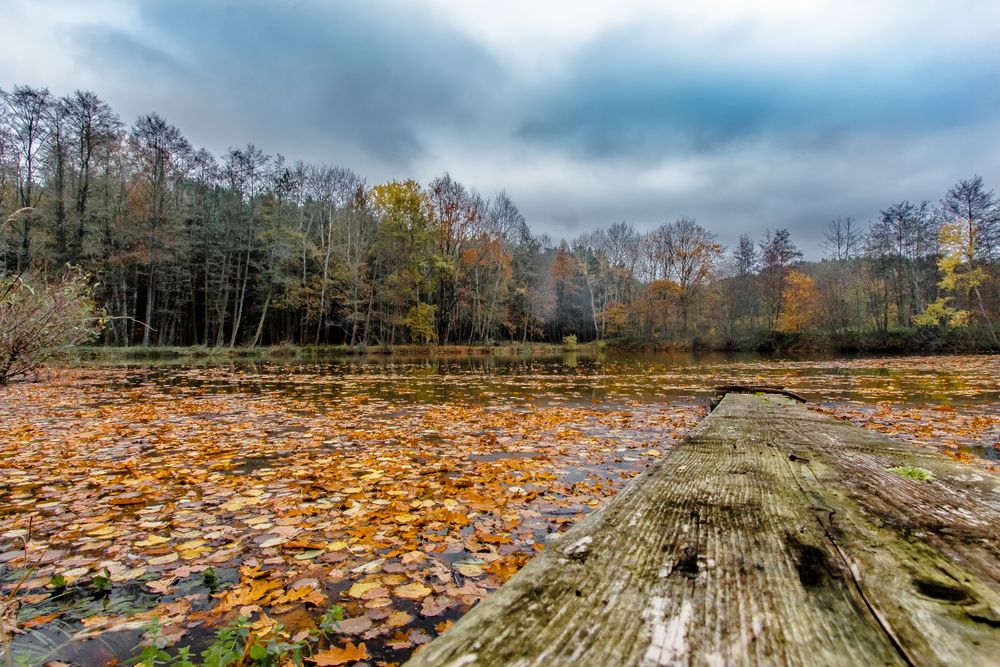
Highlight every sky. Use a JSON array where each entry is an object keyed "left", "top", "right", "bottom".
[{"left": 3, "top": 0, "right": 1000, "bottom": 255}]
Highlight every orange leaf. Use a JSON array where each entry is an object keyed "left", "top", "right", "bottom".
[{"left": 308, "top": 641, "right": 368, "bottom": 665}]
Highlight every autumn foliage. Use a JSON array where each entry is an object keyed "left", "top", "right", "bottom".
[{"left": 0, "top": 270, "right": 99, "bottom": 385}]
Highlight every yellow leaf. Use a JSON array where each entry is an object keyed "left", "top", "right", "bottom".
[
  {"left": 394, "top": 582, "right": 431, "bottom": 599},
  {"left": 260, "top": 537, "right": 287, "bottom": 549},
  {"left": 385, "top": 610, "right": 412, "bottom": 628},
  {"left": 148, "top": 553, "right": 178, "bottom": 566},
  {"left": 347, "top": 581, "right": 380, "bottom": 598},
  {"left": 456, "top": 563, "right": 483, "bottom": 577}
]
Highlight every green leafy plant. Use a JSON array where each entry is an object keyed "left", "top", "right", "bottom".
[
  {"left": 202, "top": 566, "right": 218, "bottom": 591},
  {"left": 47, "top": 574, "right": 67, "bottom": 593},
  {"left": 318, "top": 605, "right": 345, "bottom": 636},
  {"left": 249, "top": 630, "right": 308, "bottom": 667},
  {"left": 132, "top": 643, "right": 196, "bottom": 667},
  {"left": 201, "top": 617, "right": 251, "bottom": 667},
  {"left": 91, "top": 568, "right": 112, "bottom": 595},
  {"left": 888, "top": 465, "right": 934, "bottom": 482}
]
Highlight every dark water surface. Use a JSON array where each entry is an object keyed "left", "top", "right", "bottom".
[{"left": 74, "top": 350, "right": 1000, "bottom": 409}]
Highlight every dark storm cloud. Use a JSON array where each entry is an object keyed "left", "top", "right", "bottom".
[
  {"left": 71, "top": 0, "right": 502, "bottom": 166},
  {"left": 517, "top": 27, "right": 1000, "bottom": 160}
]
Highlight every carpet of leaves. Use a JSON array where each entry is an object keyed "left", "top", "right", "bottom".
[
  {"left": 0, "top": 365, "right": 702, "bottom": 666},
  {"left": 1, "top": 353, "right": 997, "bottom": 666},
  {"left": 815, "top": 402, "right": 999, "bottom": 471}
]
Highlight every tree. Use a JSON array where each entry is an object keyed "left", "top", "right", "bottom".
[
  {"left": 865, "top": 201, "right": 938, "bottom": 328},
  {"left": 758, "top": 228, "right": 802, "bottom": 330},
  {"left": 370, "top": 180, "right": 435, "bottom": 344},
  {"left": 403, "top": 302, "right": 437, "bottom": 344},
  {"left": 914, "top": 222, "right": 997, "bottom": 343},
  {"left": 820, "top": 216, "right": 864, "bottom": 333},
  {"left": 63, "top": 90, "right": 121, "bottom": 261},
  {"left": 822, "top": 216, "right": 860, "bottom": 262},
  {"left": 646, "top": 218, "right": 721, "bottom": 332},
  {"left": 1, "top": 86, "right": 52, "bottom": 271},
  {"left": 776, "top": 270, "right": 818, "bottom": 333},
  {"left": 939, "top": 177, "right": 998, "bottom": 342},
  {"left": 942, "top": 176, "right": 999, "bottom": 262},
  {"left": 733, "top": 234, "right": 758, "bottom": 276},
  {"left": 129, "top": 113, "right": 191, "bottom": 346},
  {"left": 719, "top": 234, "right": 760, "bottom": 341},
  {"left": 0, "top": 270, "right": 100, "bottom": 384}
]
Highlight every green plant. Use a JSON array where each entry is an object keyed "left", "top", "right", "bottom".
[
  {"left": 248, "top": 630, "right": 308, "bottom": 667},
  {"left": 201, "top": 617, "right": 251, "bottom": 667},
  {"left": 318, "top": 605, "right": 345, "bottom": 636},
  {"left": 888, "top": 466, "right": 934, "bottom": 482},
  {"left": 562, "top": 334, "right": 577, "bottom": 351},
  {"left": 47, "top": 574, "right": 67, "bottom": 593},
  {"left": 202, "top": 567, "right": 218, "bottom": 591},
  {"left": 91, "top": 568, "right": 112, "bottom": 595},
  {"left": 132, "top": 643, "right": 196, "bottom": 667}
]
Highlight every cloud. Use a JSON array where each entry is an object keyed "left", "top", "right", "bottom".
[
  {"left": 65, "top": 0, "right": 504, "bottom": 167},
  {"left": 515, "top": 25, "right": 1000, "bottom": 160},
  {"left": 2, "top": 0, "right": 1000, "bottom": 256}
]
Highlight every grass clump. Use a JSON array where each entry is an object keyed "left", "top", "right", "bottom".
[{"left": 888, "top": 465, "right": 935, "bottom": 482}]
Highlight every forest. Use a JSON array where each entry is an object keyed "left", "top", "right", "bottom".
[{"left": 2, "top": 84, "right": 999, "bottom": 351}]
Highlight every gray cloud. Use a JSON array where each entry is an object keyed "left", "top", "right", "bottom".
[
  {"left": 4, "top": 0, "right": 1000, "bottom": 256},
  {"left": 71, "top": 0, "right": 503, "bottom": 166},
  {"left": 517, "top": 26, "right": 1000, "bottom": 160}
]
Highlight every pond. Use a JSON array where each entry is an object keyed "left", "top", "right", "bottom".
[{"left": 1, "top": 352, "right": 997, "bottom": 665}]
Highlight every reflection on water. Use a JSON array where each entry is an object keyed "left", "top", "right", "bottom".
[{"left": 74, "top": 350, "right": 1000, "bottom": 411}]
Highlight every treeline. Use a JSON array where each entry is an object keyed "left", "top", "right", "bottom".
[{"left": 2, "top": 84, "right": 998, "bottom": 351}]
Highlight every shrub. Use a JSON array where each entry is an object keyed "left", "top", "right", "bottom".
[
  {"left": 562, "top": 334, "right": 578, "bottom": 351},
  {"left": 0, "top": 270, "right": 100, "bottom": 385}
]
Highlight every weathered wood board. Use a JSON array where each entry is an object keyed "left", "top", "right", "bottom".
[{"left": 404, "top": 393, "right": 1000, "bottom": 667}]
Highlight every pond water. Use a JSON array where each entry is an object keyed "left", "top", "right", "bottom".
[
  {"left": 1, "top": 352, "right": 997, "bottom": 665},
  {"left": 71, "top": 349, "right": 1000, "bottom": 406}
]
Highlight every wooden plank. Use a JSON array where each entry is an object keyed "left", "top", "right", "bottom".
[{"left": 404, "top": 394, "right": 1000, "bottom": 667}]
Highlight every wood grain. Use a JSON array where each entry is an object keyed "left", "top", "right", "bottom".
[{"left": 404, "top": 394, "right": 1000, "bottom": 667}]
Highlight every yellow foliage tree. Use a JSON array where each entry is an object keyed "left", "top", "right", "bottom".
[
  {"left": 776, "top": 270, "right": 818, "bottom": 333},
  {"left": 403, "top": 302, "right": 438, "bottom": 344},
  {"left": 914, "top": 223, "right": 980, "bottom": 330}
]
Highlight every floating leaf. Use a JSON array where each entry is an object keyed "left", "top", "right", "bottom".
[
  {"left": 308, "top": 641, "right": 368, "bottom": 665},
  {"left": 394, "top": 582, "right": 432, "bottom": 600},
  {"left": 347, "top": 581, "right": 381, "bottom": 599}
]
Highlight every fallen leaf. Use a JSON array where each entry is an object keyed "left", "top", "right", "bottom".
[
  {"left": 347, "top": 581, "right": 381, "bottom": 599},
  {"left": 308, "top": 641, "right": 368, "bottom": 665},
  {"left": 394, "top": 582, "right": 432, "bottom": 599}
]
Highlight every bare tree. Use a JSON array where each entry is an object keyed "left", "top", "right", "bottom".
[
  {"left": 130, "top": 113, "right": 191, "bottom": 346},
  {"left": 822, "top": 216, "right": 860, "bottom": 261},
  {"left": 648, "top": 218, "right": 721, "bottom": 332},
  {"left": 942, "top": 175, "right": 999, "bottom": 262},
  {"left": 759, "top": 228, "right": 802, "bottom": 329},
  {"left": 733, "top": 234, "right": 758, "bottom": 276},
  {"left": 63, "top": 90, "right": 122, "bottom": 261},
  {"left": 0, "top": 269, "right": 99, "bottom": 384},
  {"left": 1, "top": 86, "right": 52, "bottom": 271}
]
